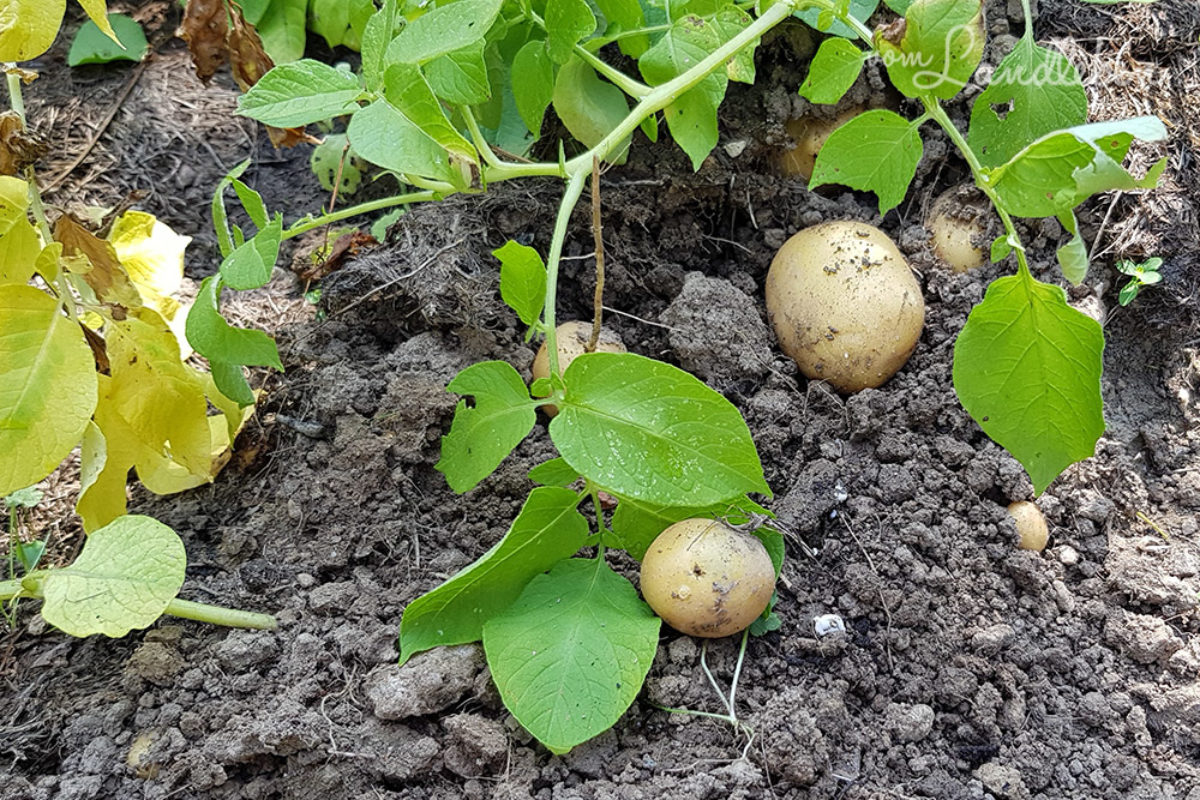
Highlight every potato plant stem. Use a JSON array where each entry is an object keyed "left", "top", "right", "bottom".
[
  {"left": 281, "top": 191, "right": 438, "bottom": 241},
  {"left": 587, "top": 157, "right": 605, "bottom": 353},
  {"left": 164, "top": 598, "right": 277, "bottom": 630},
  {"left": 543, "top": 171, "right": 589, "bottom": 381}
]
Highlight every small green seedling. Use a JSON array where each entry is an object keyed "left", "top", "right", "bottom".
[
  {"left": 1115, "top": 257, "right": 1163, "bottom": 306},
  {"left": 67, "top": 13, "right": 148, "bottom": 67}
]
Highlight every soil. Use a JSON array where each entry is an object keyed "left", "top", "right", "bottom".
[{"left": 3, "top": 2, "right": 1200, "bottom": 800}]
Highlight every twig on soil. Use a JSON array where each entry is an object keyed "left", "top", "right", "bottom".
[
  {"left": 840, "top": 513, "right": 896, "bottom": 674},
  {"left": 600, "top": 305, "right": 685, "bottom": 332},
  {"left": 587, "top": 157, "right": 605, "bottom": 352},
  {"left": 43, "top": 59, "right": 149, "bottom": 194}
]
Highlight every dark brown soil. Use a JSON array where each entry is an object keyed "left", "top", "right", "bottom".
[{"left": 3, "top": 3, "right": 1199, "bottom": 800}]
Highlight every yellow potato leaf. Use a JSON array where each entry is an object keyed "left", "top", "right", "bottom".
[
  {"left": 76, "top": 411, "right": 134, "bottom": 532},
  {"left": 105, "top": 307, "right": 213, "bottom": 478},
  {"left": 74, "top": 0, "right": 118, "bottom": 44},
  {"left": 55, "top": 215, "right": 143, "bottom": 309},
  {"left": 138, "top": 413, "right": 242, "bottom": 494},
  {"left": 0, "top": 175, "right": 29, "bottom": 233},
  {"left": 108, "top": 210, "right": 190, "bottom": 319},
  {"left": 34, "top": 240, "right": 62, "bottom": 282},
  {"left": 0, "top": 0, "right": 67, "bottom": 61},
  {"left": 0, "top": 217, "right": 40, "bottom": 284},
  {"left": 204, "top": 372, "right": 259, "bottom": 442},
  {"left": 0, "top": 284, "right": 97, "bottom": 495}
]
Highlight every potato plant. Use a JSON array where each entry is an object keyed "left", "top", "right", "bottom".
[
  {"left": 0, "top": 0, "right": 275, "bottom": 635},
  {"left": 226, "top": 0, "right": 1160, "bottom": 752}
]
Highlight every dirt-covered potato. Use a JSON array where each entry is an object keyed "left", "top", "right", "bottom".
[
  {"left": 775, "top": 107, "right": 862, "bottom": 181},
  {"left": 640, "top": 518, "right": 775, "bottom": 638},
  {"left": 928, "top": 185, "right": 990, "bottom": 272},
  {"left": 532, "top": 321, "right": 625, "bottom": 415},
  {"left": 765, "top": 221, "right": 925, "bottom": 393},
  {"left": 1008, "top": 501, "right": 1049, "bottom": 551}
]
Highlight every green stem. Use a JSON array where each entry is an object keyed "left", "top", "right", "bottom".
[
  {"left": 542, "top": 170, "right": 589, "bottom": 380},
  {"left": 282, "top": 191, "right": 438, "bottom": 241},
  {"left": 575, "top": 45, "right": 651, "bottom": 98},
  {"left": 461, "top": 106, "right": 504, "bottom": 170},
  {"left": 164, "top": 598, "right": 277, "bottom": 630},
  {"left": 925, "top": 101, "right": 1033, "bottom": 282}
]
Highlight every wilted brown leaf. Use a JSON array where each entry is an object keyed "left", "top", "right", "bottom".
[
  {"left": 55, "top": 214, "right": 143, "bottom": 309},
  {"left": 0, "top": 111, "right": 48, "bottom": 175},
  {"left": 81, "top": 322, "right": 111, "bottom": 374},
  {"left": 294, "top": 230, "right": 377, "bottom": 283},
  {"left": 267, "top": 126, "right": 320, "bottom": 148},
  {"left": 179, "top": 0, "right": 229, "bottom": 84},
  {"left": 227, "top": 4, "right": 272, "bottom": 91}
]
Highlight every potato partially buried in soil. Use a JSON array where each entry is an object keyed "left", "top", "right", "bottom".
[
  {"left": 640, "top": 518, "right": 776, "bottom": 638},
  {"left": 765, "top": 221, "right": 925, "bottom": 393},
  {"left": 928, "top": 184, "right": 990, "bottom": 273},
  {"left": 532, "top": 320, "right": 626, "bottom": 416}
]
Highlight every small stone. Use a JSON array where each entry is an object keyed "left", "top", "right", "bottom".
[
  {"left": 885, "top": 702, "right": 935, "bottom": 743},
  {"left": 1057, "top": 545, "right": 1080, "bottom": 566},
  {"left": 975, "top": 762, "right": 1028, "bottom": 799},
  {"left": 1052, "top": 580, "right": 1076, "bottom": 614},
  {"left": 365, "top": 644, "right": 484, "bottom": 720},
  {"left": 971, "top": 623, "right": 1016, "bottom": 655}
]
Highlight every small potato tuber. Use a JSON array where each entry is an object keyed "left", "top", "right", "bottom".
[
  {"left": 775, "top": 107, "right": 862, "bottom": 182},
  {"left": 532, "top": 320, "right": 625, "bottom": 416},
  {"left": 765, "top": 220, "right": 925, "bottom": 393},
  {"left": 640, "top": 518, "right": 776, "bottom": 638},
  {"left": 1008, "top": 501, "right": 1049, "bottom": 551},
  {"left": 928, "top": 185, "right": 990, "bottom": 273}
]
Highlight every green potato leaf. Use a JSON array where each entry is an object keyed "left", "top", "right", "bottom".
[
  {"left": 552, "top": 57, "right": 631, "bottom": 164},
  {"left": 0, "top": 285, "right": 98, "bottom": 495},
  {"left": 968, "top": 35, "right": 1087, "bottom": 168},
  {"left": 511, "top": 40, "right": 555, "bottom": 135},
  {"left": 219, "top": 214, "right": 282, "bottom": 291},
  {"left": 809, "top": 109, "right": 924, "bottom": 216},
  {"left": 398, "top": 486, "right": 589, "bottom": 664},
  {"left": 436, "top": 361, "right": 539, "bottom": 493},
  {"left": 638, "top": 15, "right": 727, "bottom": 171},
  {"left": 307, "top": 0, "right": 374, "bottom": 50},
  {"left": 595, "top": 0, "right": 647, "bottom": 57},
  {"left": 426, "top": 42, "right": 491, "bottom": 105},
  {"left": 386, "top": 0, "right": 503, "bottom": 64},
  {"left": 383, "top": 63, "right": 478, "bottom": 164},
  {"left": 493, "top": 240, "right": 546, "bottom": 327},
  {"left": 185, "top": 276, "right": 283, "bottom": 406},
  {"left": 799, "top": 37, "right": 867, "bottom": 104},
  {"left": 550, "top": 352, "right": 770, "bottom": 506},
  {"left": 346, "top": 98, "right": 462, "bottom": 185},
  {"left": 40, "top": 515, "right": 186, "bottom": 638},
  {"left": 68, "top": 13, "right": 147, "bottom": 66},
  {"left": 361, "top": 0, "right": 401, "bottom": 92},
  {"left": 255, "top": 0, "right": 307, "bottom": 64},
  {"left": 236, "top": 60, "right": 363, "bottom": 127},
  {"left": 546, "top": 0, "right": 596, "bottom": 64},
  {"left": 483, "top": 558, "right": 660, "bottom": 753},
  {"left": 988, "top": 117, "right": 1168, "bottom": 218},
  {"left": 953, "top": 274, "right": 1105, "bottom": 494},
  {"left": 876, "top": 0, "right": 984, "bottom": 100},
  {"left": 528, "top": 457, "right": 580, "bottom": 487},
  {"left": 795, "top": 0, "right": 878, "bottom": 39},
  {"left": 1055, "top": 209, "right": 1088, "bottom": 285}
]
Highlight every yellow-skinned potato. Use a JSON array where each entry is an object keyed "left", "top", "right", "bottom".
[
  {"left": 532, "top": 321, "right": 625, "bottom": 416},
  {"left": 766, "top": 221, "right": 925, "bottom": 393},
  {"left": 1008, "top": 501, "right": 1049, "bottom": 551},
  {"left": 640, "top": 518, "right": 775, "bottom": 638},
  {"left": 929, "top": 185, "right": 990, "bottom": 273},
  {"left": 776, "top": 107, "right": 862, "bottom": 182}
]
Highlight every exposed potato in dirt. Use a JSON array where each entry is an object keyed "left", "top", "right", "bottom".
[
  {"left": 765, "top": 221, "right": 925, "bottom": 393},
  {"left": 775, "top": 107, "right": 863, "bottom": 182},
  {"left": 640, "top": 518, "right": 775, "bottom": 638},
  {"left": 1008, "top": 501, "right": 1050, "bottom": 551},
  {"left": 532, "top": 320, "right": 625, "bottom": 416},
  {"left": 928, "top": 185, "right": 990, "bottom": 273}
]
